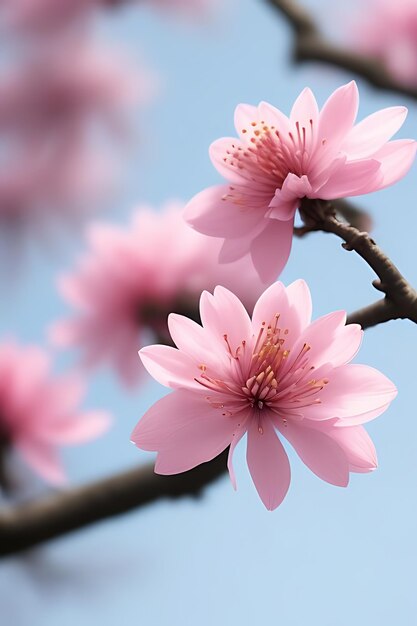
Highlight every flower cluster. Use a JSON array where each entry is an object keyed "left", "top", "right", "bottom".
[
  {"left": 52, "top": 203, "right": 268, "bottom": 387},
  {"left": 132, "top": 82, "right": 415, "bottom": 509}
]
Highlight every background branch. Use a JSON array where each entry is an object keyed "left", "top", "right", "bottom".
[
  {"left": 264, "top": 0, "right": 417, "bottom": 101},
  {"left": 2, "top": 214, "right": 415, "bottom": 555},
  {"left": 0, "top": 451, "right": 228, "bottom": 558}
]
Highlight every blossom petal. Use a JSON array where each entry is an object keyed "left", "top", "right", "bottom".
[
  {"left": 342, "top": 106, "right": 408, "bottom": 159},
  {"left": 250, "top": 217, "right": 294, "bottom": 283},
  {"left": 199, "top": 286, "right": 253, "bottom": 353},
  {"left": 268, "top": 174, "right": 312, "bottom": 220},
  {"left": 184, "top": 184, "right": 266, "bottom": 239},
  {"left": 373, "top": 139, "right": 417, "bottom": 189},
  {"left": 218, "top": 236, "right": 253, "bottom": 263},
  {"left": 40, "top": 411, "right": 111, "bottom": 444},
  {"left": 234, "top": 103, "right": 259, "bottom": 138},
  {"left": 316, "top": 159, "right": 382, "bottom": 199},
  {"left": 246, "top": 415, "right": 291, "bottom": 510},
  {"left": 278, "top": 420, "right": 349, "bottom": 486},
  {"left": 318, "top": 81, "right": 359, "bottom": 149},
  {"left": 258, "top": 101, "right": 291, "bottom": 135},
  {"left": 304, "top": 364, "right": 397, "bottom": 424},
  {"left": 252, "top": 281, "right": 307, "bottom": 347},
  {"left": 132, "top": 390, "right": 235, "bottom": 457},
  {"left": 291, "top": 311, "right": 362, "bottom": 370},
  {"left": 16, "top": 439, "right": 66, "bottom": 485},
  {"left": 139, "top": 345, "right": 201, "bottom": 391},
  {"left": 325, "top": 424, "right": 377, "bottom": 472},
  {"left": 290, "top": 87, "right": 319, "bottom": 154},
  {"left": 286, "top": 279, "right": 312, "bottom": 332},
  {"left": 228, "top": 419, "right": 249, "bottom": 490},
  {"left": 210, "top": 137, "right": 264, "bottom": 184},
  {"left": 133, "top": 392, "right": 236, "bottom": 474},
  {"left": 168, "top": 314, "right": 211, "bottom": 363}
]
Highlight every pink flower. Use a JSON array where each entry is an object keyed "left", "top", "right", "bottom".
[
  {"left": 0, "top": 0, "right": 97, "bottom": 36},
  {"left": 0, "top": 42, "right": 149, "bottom": 241},
  {"left": 132, "top": 282, "right": 397, "bottom": 510},
  {"left": 352, "top": 0, "right": 417, "bottom": 86},
  {"left": 0, "top": 340, "right": 110, "bottom": 485},
  {"left": 51, "top": 204, "right": 268, "bottom": 387},
  {"left": 184, "top": 82, "right": 416, "bottom": 282}
]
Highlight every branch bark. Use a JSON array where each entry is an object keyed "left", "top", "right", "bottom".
[
  {"left": 264, "top": 0, "right": 417, "bottom": 101},
  {"left": 0, "top": 451, "right": 228, "bottom": 558},
  {"left": 320, "top": 214, "right": 417, "bottom": 329}
]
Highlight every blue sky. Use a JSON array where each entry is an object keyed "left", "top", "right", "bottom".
[{"left": 1, "top": 1, "right": 416, "bottom": 624}]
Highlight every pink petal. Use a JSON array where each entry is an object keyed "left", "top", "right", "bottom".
[
  {"left": 210, "top": 137, "right": 260, "bottom": 184},
  {"left": 16, "top": 439, "right": 67, "bottom": 485},
  {"left": 234, "top": 103, "right": 259, "bottom": 139},
  {"left": 342, "top": 106, "right": 408, "bottom": 159},
  {"left": 318, "top": 81, "right": 359, "bottom": 149},
  {"left": 41, "top": 411, "right": 111, "bottom": 444},
  {"left": 289, "top": 87, "right": 319, "bottom": 152},
  {"left": 184, "top": 184, "right": 266, "bottom": 239},
  {"left": 227, "top": 420, "right": 249, "bottom": 490},
  {"left": 218, "top": 236, "right": 253, "bottom": 263},
  {"left": 373, "top": 139, "right": 417, "bottom": 189},
  {"left": 234, "top": 102, "right": 290, "bottom": 144},
  {"left": 268, "top": 174, "right": 312, "bottom": 219},
  {"left": 316, "top": 159, "right": 382, "bottom": 199},
  {"left": 199, "top": 286, "right": 253, "bottom": 354},
  {"left": 132, "top": 391, "right": 237, "bottom": 474},
  {"left": 291, "top": 311, "right": 362, "bottom": 369},
  {"left": 325, "top": 424, "right": 377, "bottom": 472},
  {"left": 277, "top": 420, "right": 349, "bottom": 487},
  {"left": 258, "top": 101, "right": 291, "bottom": 135},
  {"left": 304, "top": 364, "right": 397, "bottom": 424},
  {"left": 139, "top": 345, "right": 201, "bottom": 391},
  {"left": 250, "top": 217, "right": 294, "bottom": 283},
  {"left": 251, "top": 281, "right": 307, "bottom": 345},
  {"left": 285, "top": 279, "right": 312, "bottom": 332},
  {"left": 168, "top": 314, "right": 212, "bottom": 363},
  {"left": 246, "top": 415, "right": 291, "bottom": 510}
]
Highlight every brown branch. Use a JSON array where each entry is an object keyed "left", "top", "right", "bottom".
[
  {"left": 320, "top": 214, "right": 417, "bottom": 329},
  {"left": 0, "top": 451, "right": 228, "bottom": 558},
  {"left": 264, "top": 0, "right": 417, "bottom": 101},
  {"left": 2, "top": 216, "right": 414, "bottom": 557}
]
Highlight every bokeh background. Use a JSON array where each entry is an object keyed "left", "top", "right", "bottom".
[{"left": 1, "top": 0, "right": 416, "bottom": 624}]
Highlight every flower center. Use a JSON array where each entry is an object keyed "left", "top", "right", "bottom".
[
  {"left": 195, "top": 314, "right": 329, "bottom": 422},
  {"left": 221, "top": 119, "right": 316, "bottom": 207}
]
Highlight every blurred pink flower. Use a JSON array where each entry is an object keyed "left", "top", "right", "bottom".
[
  {"left": 132, "top": 282, "right": 397, "bottom": 510},
  {"left": 51, "top": 204, "right": 269, "bottom": 387},
  {"left": 0, "top": 0, "right": 97, "bottom": 37},
  {"left": 352, "top": 0, "right": 417, "bottom": 86},
  {"left": 0, "top": 42, "right": 150, "bottom": 238},
  {"left": 0, "top": 340, "right": 110, "bottom": 485},
  {"left": 184, "top": 81, "right": 416, "bottom": 282},
  {"left": 0, "top": 0, "right": 220, "bottom": 35}
]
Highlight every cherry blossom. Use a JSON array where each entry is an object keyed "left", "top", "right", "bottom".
[
  {"left": 184, "top": 82, "right": 416, "bottom": 282},
  {"left": 132, "top": 282, "right": 396, "bottom": 510}
]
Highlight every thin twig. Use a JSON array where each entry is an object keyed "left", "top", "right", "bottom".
[
  {"left": 0, "top": 452, "right": 228, "bottom": 558},
  {"left": 264, "top": 0, "right": 417, "bottom": 101},
  {"left": 320, "top": 214, "right": 417, "bottom": 329}
]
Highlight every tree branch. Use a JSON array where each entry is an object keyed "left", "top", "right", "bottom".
[
  {"left": 264, "top": 0, "right": 417, "bottom": 101},
  {"left": 320, "top": 214, "right": 417, "bottom": 329},
  {"left": 0, "top": 451, "right": 228, "bottom": 558},
  {"left": 2, "top": 213, "right": 414, "bottom": 556}
]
